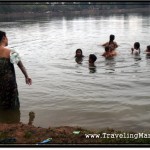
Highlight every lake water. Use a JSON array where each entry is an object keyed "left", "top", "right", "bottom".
[{"left": 0, "top": 13, "right": 150, "bottom": 131}]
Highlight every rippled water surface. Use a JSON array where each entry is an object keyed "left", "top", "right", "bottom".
[{"left": 0, "top": 14, "right": 150, "bottom": 131}]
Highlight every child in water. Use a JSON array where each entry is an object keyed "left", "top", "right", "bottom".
[
  {"left": 75, "top": 49, "right": 84, "bottom": 58},
  {"left": 102, "top": 46, "right": 116, "bottom": 58},
  {"left": 131, "top": 42, "right": 140, "bottom": 55},
  {"left": 89, "top": 54, "right": 97, "bottom": 66},
  {"left": 89, "top": 54, "right": 97, "bottom": 73},
  {"left": 145, "top": 45, "right": 150, "bottom": 56},
  {"left": 75, "top": 48, "right": 84, "bottom": 64},
  {"left": 102, "top": 34, "right": 118, "bottom": 51}
]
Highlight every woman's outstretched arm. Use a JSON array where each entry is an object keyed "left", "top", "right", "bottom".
[{"left": 17, "top": 61, "right": 32, "bottom": 85}]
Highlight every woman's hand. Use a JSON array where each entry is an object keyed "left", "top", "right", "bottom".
[{"left": 25, "top": 77, "right": 32, "bottom": 85}]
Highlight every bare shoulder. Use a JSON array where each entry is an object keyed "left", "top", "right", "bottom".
[
  {"left": 0, "top": 47, "right": 11, "bottom": 58},
  {"left": 114, "top": 41, "right": 118, "bottom": 47},
  {"left": 0, "top": 47, "right": 10, "bottom": 51},
  {"left": 102, "top": 42, "right": 109, "bottom": 46}
]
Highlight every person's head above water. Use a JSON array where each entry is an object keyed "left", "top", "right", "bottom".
[
  {"left": 146, "top": 45, "right": 150, "bottom": 52},
  {"left": 75, "top": 48, "right": 83, "bottom": 57},
  {"left": 134, "top": 42, "right": 140, "bottom": 50},
  {"left": 109, "top": 34, "right": 115, "bottom": 42},
  {"left": 89, "top": 54, "right": 97, "bottom": 64}
]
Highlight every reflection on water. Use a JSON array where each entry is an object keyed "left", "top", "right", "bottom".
[
  {"left": 28, "top": 111, "right": 35, "bottom": 125},
  {"left": 89, "top": 65, "right": 96, "bottom": 73},
  {"left": 0, "top": 109, "right": 20, "bottom": 123},
  {"left": 133, "top": 54, "right": 142, "bottom": 61},
  {"left": 146, "top": 55, "right": 150, "bottom": 59},
  {"left": 0, "top": 14, "right": 150, "bottom": 131},
  {"left": 0, "top": 108, "right": 35, "bottom": 125},
  {"left": 104, "top": 57, "right": 116, "bottom": 72}
]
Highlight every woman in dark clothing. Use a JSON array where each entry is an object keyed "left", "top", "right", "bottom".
[{"left": 0, "top": 31, "right": 32, "bottom": 109}]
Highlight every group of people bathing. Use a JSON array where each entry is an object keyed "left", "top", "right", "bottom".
[
  {"left": 0, "top": 30, "right": 150, "bottom": 109},
  {"left": 75, "top": 34, "right": 150, "bottom": 66}
]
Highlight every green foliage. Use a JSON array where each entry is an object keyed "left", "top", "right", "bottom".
[
  {"left": 24, "top": 131, "right": 32, "bottom": 138},
  {"left": 0, "top": 131, "right": 8, "bottom": 139}
]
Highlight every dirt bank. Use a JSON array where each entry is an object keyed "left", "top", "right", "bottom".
[{"left": 0, "top": 122, "right": 150, "bottom": 146}]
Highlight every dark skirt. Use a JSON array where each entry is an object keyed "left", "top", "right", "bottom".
[{"left": 0, "top": 58, "right": 20, "bottom": 109}]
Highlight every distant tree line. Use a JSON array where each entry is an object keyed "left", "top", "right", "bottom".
[{"left": 0, "top": 2, "right": 149, "bottom": 14}]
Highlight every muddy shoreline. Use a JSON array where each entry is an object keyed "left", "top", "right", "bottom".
[{"left": 0, "top": 122, "right": 150, "bottom": 145}]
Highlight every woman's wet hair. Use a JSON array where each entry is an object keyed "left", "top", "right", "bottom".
[
  {"left": 134, "top": 42, "right": 140, "bottom": 49},
  {"left": 89, "top": 54, "right": 97, "bottom": 62},
  {"left": 76, "top": 49, "right": 82, "bottom": 54},
  {"left": 0, "top": 31, "right": 6, "bottom": 42},
  {"left": 75, "top": 48, "right": 83, "bottom": 57}
]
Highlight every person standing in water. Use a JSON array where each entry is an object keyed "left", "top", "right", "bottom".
[
  {"left": 102, "top": 46, "right": 115, "bottom": 58},
  {"left": 88, "top": 54, "right": 97, "bottom": 73},
  {"left": 102, "top": 34, "right": 118, "bottom": 51},
  {"left": 0, "top": 31, "right": 32, "bottom": 109},
  {"left": 75, "top": 48, "right": 84, "bottom": 64},
  {"left": 145, "top": 45, "right": 150, "bottom": 53},
  {"left": 145, "top": 45, "right": 150, "bottom": 58},
  {"left": 89, "top": 54, "right": 97, "bottom": 66},
  {"left": 131, "top": 42, "right": 141, "bottom": 55}
]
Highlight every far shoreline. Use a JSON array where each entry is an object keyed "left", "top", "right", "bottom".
[{"left": 0, "top": 8, "right": 150, "bottom": 21}]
